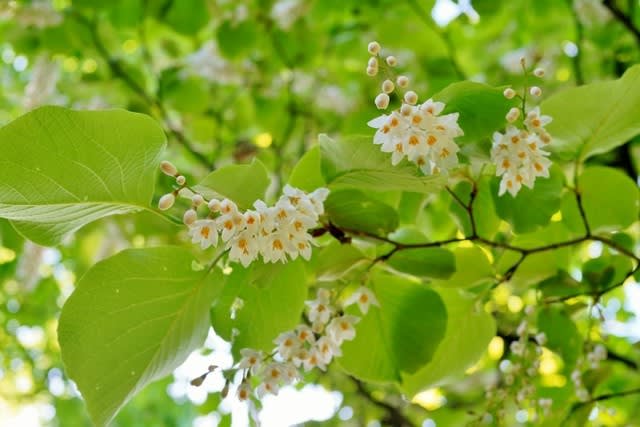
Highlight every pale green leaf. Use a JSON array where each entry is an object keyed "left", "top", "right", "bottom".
[
  {"left": 543, "top": 65, "right": 640, "bottom": 160},
  {"left": 210, "top": 260, "right": 307, "bottom": 358},
  {"left": 0, "top": 106, "right": 166, "bottom": 246},
  {"left": 58, "top": 247, "right": 214, "bottom": 427},
  {"left": 193, "top": 159, "right": 270, "bottom": 210},
  {"left": 387, "top": 247, "right": 456, "bottom": 280},
  {"left": 432, "top": 246, "right": 494, "bottom": 288},
  {"left": 319, "top": 134, "right": 446, "bottom": 194},
  {"left": 288, "top": 145, "right": 326, "bottom": 192},
  {"left": 400, "top": 289, "right": 495, "bottom": 396},
  {"left": 338, "top": 272, "right": 447, "bottom": 382},
  {"left": 325, "top": 189, "right": 399, "bottom": 236}
]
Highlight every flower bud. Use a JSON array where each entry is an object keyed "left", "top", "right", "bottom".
[
  {"left": 535, "top": 332, "right": 547, "bottom": 346},
  {"left": 524, "top": 305, "right": 535, "bottom": 316},
  {"left": 160, "top": 160, "right": 178, "bottom": 176},
  {"left": 221, "top": 382, "right": 230, "bottom": 398},
  {"left": 366, "top": 66, "right": 378, "bottom": 76},
  {"left": 396, "top": 75, "right": 409, "bottom": 88},
  {"left": 506, "top": 107, "right": 520, "bottom": 123},
  {"left": 368, "top": 57, "right": 378, "bottom": 68},
  {"left": 400, "top": 103, "right": 412, "bottom": 116},
  {"left": 192, "top": 194, "right": 205, "bottom": 206},
  {"left": 158, "top": 193, "right": 175, "bottom": 210},
  {"left": 403, "top": 90, "right": 418, "bottom": 105},
  {"left": 386, "top": 55, "right": 397, "bottom": 67},
  {"left": 208, "top": 199, "right": 221, "bottom": 212},
  {"left": 503, "top": 88, "right": 516, "bottom": 99},
  {"left": 183, "top": 209, "right": 197, "bottom": 226},
  {"left": 367, "top": 41, "right": 381, "bottom": 55},
  {"left": 176, "top": 175, "right": 186, "bottom": 185},
  {"left": 375, "top": 93, "right": 390, "bottom": 109},
  {"left": 530, "top": 86, "right": 542, "bottom": 97},
  {"left": 381, "top": 79, "right": 395, "bottom": 93},
  {"left": 533, "top": 67, "right": 545, "bottom": 77}
]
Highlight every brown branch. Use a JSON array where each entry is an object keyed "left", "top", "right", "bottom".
[{"left": 603, "top": 0, "right": 640, "bottom": 47}]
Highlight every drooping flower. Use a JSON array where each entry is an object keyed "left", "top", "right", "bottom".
[
  {"left": 188, "top": 220, "right": 219, "bottom": 249},
  {"left": 344, "top": 287, "right": 380, "bottom": 314}
]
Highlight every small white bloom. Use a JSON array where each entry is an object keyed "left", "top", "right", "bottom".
[
  {"left": 189, "top": 220, "right": 219, "bottom": 249},
  {"left": 315, "top": 336, "right": 342, "bottom": 364},
  {"left": 238, "top": 349, "right": 263, "bottom": 375},
  {"left": 227, "top": 230, "right": 259, "bottom": 267},
  {"left": 306, "top": 299, "right": 334, "bottom": 325},
  {"left": 295, "top": 324, "right": 316, "bottom": 344},
  {"left": 237, "top": 382, "right": 251, "bottom": 401},
  {"left": 256, "top": 380, "right": 280, "bottom": 398},
  {"left": 274, "top": 331, "right": 301, "bottom": 360},
  {"left": 326, "top": 315, "right": 359, "bottom": 344},
  {"left": 302, "top": 347, "right": 327, "bottom": 371},
  {"left": 280, "top": 362, "right": 301, "bottom": 384},
  {"left": 262, "top": 362, "right": 285, "bottom": 383},
  {"left": 344, "top": 287, "right": 380, "bottom": 314}
]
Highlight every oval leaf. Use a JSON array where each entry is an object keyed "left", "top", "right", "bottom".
[
  {"left": 325, "top": 189, "right": 399, "bottom": 236},
  {"left": 0, "top": 107, "right": 166, "bottom": 246},
  {"left": 58, "top": 247, "right": 215, "bottom": 426}
]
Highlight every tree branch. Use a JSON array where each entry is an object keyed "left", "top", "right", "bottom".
[
  {"left": 603, "top": 0, "right": 640, "bottom": 47},
  {"left": 350, "top": 376, "right": 416, "bottom": 427}
]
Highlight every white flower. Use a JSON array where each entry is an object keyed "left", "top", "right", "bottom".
[
  {"left": 368, "top": 100, "right": 463, "bottom": 175},
  {"left": 280, "top": 362, "right": 301, "bottom": 384},
  {"left": 344, "top": 287, "right": 380, "bottom": 314},
  {"left": 238, "top": 349, "right": 263, "bottom": 375},
  {"left": 295, "top": 324, "right": 316, "bottom": 344},
  {"left": 270, "top": 0, "right": 305, "bottom": 30},
  {"left": 315, "top": 336, "right": 342, "bottom": 364},
  {"left": 306, "top": 299, "right": 334, "bottom": 325},
  {"left": 292, "top": 347, "right": 310, "bottom": 368},
  {"left": 491, "top": 118, "right": 552, "bottom": 197},
  {"left": 262, "top": 362, "right": 285, "bottom": 383},
  {"left": 217, "top": 202, "right": 245, "bottom": 242},
  {"left": 227, "top": 230, "right": 259, "bottom": 267},
  {"left": 237, "top": 382, "right": 252, "bottom": 401},
  {"left": 188, "top": 220, "right": 219, "bottom": 249},
  {"left": 274, "top": 331, "right": 301, "bottom": 360},
  {"left": 261, "top": 229, "right": 294, "bottom": 263},
  {"left": 524, "top": 107, "right": 552, "bottom": 134},
  {"left": 326, "top": 315, "right": 359, "bottom": 344},
  {"left": 256, "top": 380, "right": 280, "bottom": 398},
  {"left": 302, "top": 347, "right": 327, "bottom": 371}
]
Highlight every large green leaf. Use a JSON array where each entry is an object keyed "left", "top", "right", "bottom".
[
  {"left": 432, "top": 246, "right": 494, "bottom": 288},
  {"left": 325, "top": 189, "right": 399, "bottom": 236},
  {"left": 433, "top": 81, "right": 517, "bottom": 144},
  {"left": 400, "top": 289, "right": 495, "bottom": 396},
  {"left": 490, "top": 165, "right": 565, "bottom": 233},
  {"left": 543, "top": 65, "right": 640, "bottom": 160},
  {"left": 387, "top": 247, "right": 456, "bottom": 280},
  {"left": 537, "top": 307, "right": 583, "bottom": 369},
  {"left": 319, "top": 134, "right": 446, "bottom": 193},
  {"left": 210, "top": 260, "right": 307, "bottom": 358},
  {"left": 579, "top": 166, "right": 640, "bottom": 233},
  {"left": 193, "top": 159, "right": 270, "bottom": 210},
  {"left": 288, "top": 145, "right": 326, "bottom": 192},
  {"left": 338, "top": 272, "right": 447, "bottom": 382},
  {"left": 314, "top": 241, "right": 369, "bottom": 281},
  {"left": 0, "top": 107, "right": 166, "bottom": 246},
  {"left": 58, "top": 247, "right": 215, "bottom": 427}
]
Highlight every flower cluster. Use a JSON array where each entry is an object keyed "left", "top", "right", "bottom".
[
  {"left": 233, "top": 287, "right": 379, "bottom": 400},
  {"left": 491, "top": 76, "right": 553, "bottom": 197},
  {"left": 157, "top": 161, "right": 329, "bottom": 266},
  {"left": 571, "top": 343, "right": 607, "bottom": 401},
  {"left": 365, "top": 42, "right": 464, "bottom": 176}
]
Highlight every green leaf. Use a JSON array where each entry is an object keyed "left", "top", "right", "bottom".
[
  {"left": 193, "top": 159, "right": 270, "bottom": 210},
  {"left": 387, "top": 247, "right": 456, "bottom": 280},
  {"left": 217, "top": 21, "right": 258, "bottom": 59},
  {"left": 319, "top": 134, "right": 446, "bottom": 194},
  {"left": 400, "top": 289, "right": 495, "bottom": 396},
  {"left": 210, "top": 260, "right": 307, "bottom": 358},
  {"left": 433, "top": 81, "right": 517, "bottom": 144},
  {"left": 288, "top": 145, "right": 326, "bottom": 192},
  {"left": 325, "top": 189, "right": 399, "bottom": 236},
  {"left": 579, "top": 166, "right": 640, "bottom": 233},
  {"left": 165, "top": 0, "right": 209, "bottom": 35},
  {"left": 432, "top": 246, "right": 494, "bottom": 288},
  {"left": 338, "top": 272, "right": 447, "bottom": 382},
  {"left": 542, "top": 65, "right": 640, "bottom": 160},
  {"left": 537, "top": 307, "right": 583, "bottom": 369},
  {"left": 58, "top": 247, "right": 214, "bottom": 427},
  {"left": 491, "top": 165, "right": 565, "bottom": 233},
  {"left": 0, "top": 107, "right": 166, "bottom": 246},
  {"left": 314, "top": 241, "right": 368, "bottom": 281}
]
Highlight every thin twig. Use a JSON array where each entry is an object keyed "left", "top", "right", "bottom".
[
  {"left": 603, "top": 0, "right": 640, "bottom": 47},
  {"left": 350, "top": 376, "right": 416, "bottom": 427}
]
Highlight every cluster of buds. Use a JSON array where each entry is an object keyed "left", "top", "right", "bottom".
[
  {"left": 233, "top": 287, "right": 379, "bottom": 401},
  {"left": 491, "top": 65, "right": 553, "bottom": 197},
  {"left": 571, "top": 343, "right": 607, "bottom": 401},
  {"left": 158, "top": 161, "right": 329, "bottom": 266},
  {"left": 365, "top": 42, "right": 464, "bottom": 176}
]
